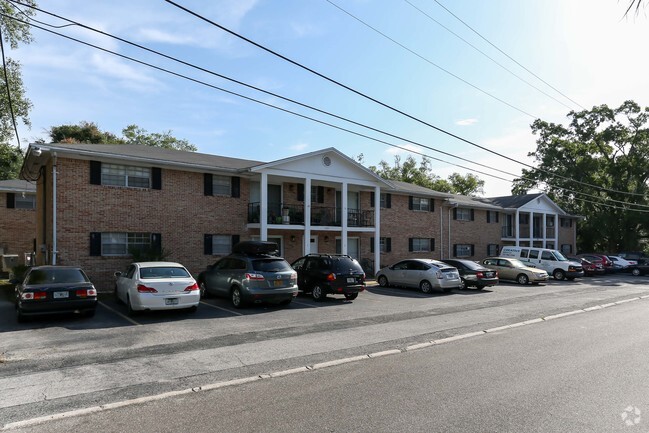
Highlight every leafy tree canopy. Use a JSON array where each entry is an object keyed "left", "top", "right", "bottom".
[
  {"left": 512, "top": 100, "right": 649, "bottom": 253},
  {"left": 0, "top": 142, "right": 23, "bottom": 180},
  {"left": 357, "top": 154, "right": 485, "bottom": 197},
  {"left": 47, "top": 121, "right": 197, "bottom": 151}
]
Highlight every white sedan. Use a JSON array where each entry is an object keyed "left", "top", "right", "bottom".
[{"left": 114, "top": 262, "right": 200, "bottom": 315}]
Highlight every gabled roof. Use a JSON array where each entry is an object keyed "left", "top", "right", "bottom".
[
  {"left": 0, "top": 179, "right": 36, "bottom": 193},
  {"left": 484, "top": 193, "right": 545, "bottom": 209}
]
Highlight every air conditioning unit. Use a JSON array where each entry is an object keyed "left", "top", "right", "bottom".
[{"left": 1, "top": 255, "right": 19, "bottom": 272}]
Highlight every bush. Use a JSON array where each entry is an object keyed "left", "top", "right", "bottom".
[{"left": 129, "top": 245, "right": 170, "bottom": 262}]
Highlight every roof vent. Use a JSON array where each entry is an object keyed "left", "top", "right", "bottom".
[{"left": 322, "top": 156, "right": 332, "bottom": 167}]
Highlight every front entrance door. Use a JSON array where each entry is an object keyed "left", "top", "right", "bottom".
[{"left": 306, "top": 235, "right": 318, "bottom": 255}]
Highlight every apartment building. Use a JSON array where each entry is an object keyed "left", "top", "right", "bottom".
[
  {"left": 19, "top": 143, "right": 579, "bottom": 290},
  {"left": 0, "top": 179, "right": 36, "bottom": 267}
]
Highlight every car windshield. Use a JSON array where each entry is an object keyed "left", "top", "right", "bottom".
[
  {"left": 26, "top": 268, "right": 88, "bottom": 285},
  {"left": 252, "top": 258, "right": 292, "bottom": 272},
  {"left": 140, "top": 267, "right": 190, "bottom": 279}
]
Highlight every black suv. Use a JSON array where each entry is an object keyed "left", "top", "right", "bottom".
[{"left": 290, "top": 254, "right": 366, "bottom": 301}]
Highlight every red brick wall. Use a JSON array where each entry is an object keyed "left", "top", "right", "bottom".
[{"left": 0, "top": 192, "right": 36, "bottom": 261}]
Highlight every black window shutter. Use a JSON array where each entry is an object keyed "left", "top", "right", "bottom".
[
  {"left": 386, "top": 238, "right": 392, "bottom": 252},
  {"left": 431, "top": 238, "right": 435, "bottom": 251},
  {"left": 151, "top": 233, "right": 162, "bottom": 254},
  {"left": 570, "top": 219, "right": 573, "bottom": 228},
  {"left": 370, "top": 237, "right": 374, "bottom": 253},
  {"left": 471, "top": 245, "right": 475, "bottom": 256},
  {"left": 6, "top": 193, "right": 15, "bottom": 208},
  {"left": 487, "top": 211, "right": 491, "bottom": 223},
  {"left": 90, "top": 232, "right": 101, "bottom": 256},
  {"left": 204, "top": 234, "right": 213, "bottom": 255},
  {"left": 370, "top": 194, "right": 375, "bottom": 208},
  {"left": 90, "top": 161, "right": 101, "bottom": 185},
  {"left": 386, "top": 194, "right": 391, "bottom": 208},
  {"left": 430, "top": 198, "right": 434, "bottom": 212},
  {"left": 496, "top": 212, "right": 500, "bottom": 223},
  {"left": 231, "top": 176, "right": 240, "bottom": 198},
  {"left": 470, "top": 209, "right": 475, "bottom": 221},
  {"left": 317, "top": 186, "right": 325, "bottom": 203},
  {"left": 151, "top": 167, "right": 162, "bottom": 190},
  {"left": 408, "top": 196, "right": 413, "bottom": 210},
  {"left": 297, "top": 184, "right": 304, "bottom": 201},
  {"left": 231, "top": 235, "right": 240, "bottom": 250},
  {"left": 453, "top": 208, "right": 457, "bottom": 220},
  {"left": 453, "top": 244, "right": 458, "bottom": 256},
  {"left": 204, "top": 173, "right": 213, "bottom": 196},
  {"left": 408, "top": 238, "right": 413, "bottom": 252}
]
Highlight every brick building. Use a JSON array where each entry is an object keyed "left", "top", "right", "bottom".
[
  {"left": 20, "top": 143, "right": 579, "bottom": 291},
  {"left": 0, "top": 179, "right": 36, "bottom": 266}
]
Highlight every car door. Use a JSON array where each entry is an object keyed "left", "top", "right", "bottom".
[
  {"left": 497, "top": 259, "right": 515, "bottom": 280},
  {"left": 291, "top": 257, "right": 308, "bottom": 289},
  {"left": 389, "top": 260, "right": 410, "bottom": 286},
  {"left": 204, "top": 258, "right": 233, "bottom": 296},
  {"left": 116, "top": 264, "right": 136, "bottom": 303},
  {"left": 404, "top": 261, "right": 428, "bottom": 288}
]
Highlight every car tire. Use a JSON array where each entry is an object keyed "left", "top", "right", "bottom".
[
  {"left": 344, "top": 292, "right": 358, "bottom": 300},
  {"left": 199, "top": 281, "right": 210, "bottom": 299},
  {"left": 553, "top": 269, "right": 566, "bottom": 280},
  {"left": 377, "top": 275, "right": 389, "bottom": 287},
  {"left": 231, "top": 287, "right": 245, "bottom": 308},
  {"left": 420, "top": 280, "right": 433, "bottom": 294},
  {"left": 459, "top": 279, "right": 467, "bottom": 290},
  {"left": 632, "top": 268, "right": 641, "bottom": 276},
  {"left": 312, "top": 285, "right": 326, "bottom": 302},
  {"left": 517, "top": 274, "right": 529, "bottom": 285}
]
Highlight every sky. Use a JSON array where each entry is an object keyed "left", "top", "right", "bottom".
[{"left": 8, "top": 0, "right": 649, "bottom": 197}]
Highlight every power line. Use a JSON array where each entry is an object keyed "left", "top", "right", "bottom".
[
  {"left": 431, "top": 0, "right": 587, "bottom": 111},
  {"left": 0, "top": 25, "right": 21, "bottom": 147},
  {"left": 324, "top": 0, "right": 540, "bottom": 119},
  {"left": 400, "top": 0, "right": 576, "bottom": 112},
  {"left": 6, "top": 9, "right": 648, "bottom": 212},
  {"left": 163, "top": 0, "right": 646, "bottom": 198}
]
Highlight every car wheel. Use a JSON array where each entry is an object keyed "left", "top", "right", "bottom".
[
  {"left": 312, "top": 285, "right": 326, "bottom": 301},
  {"left": 516, "top": 274, "right": 529, "bottom": 285},
  {"left": 420, "top": 280, "right": 433, "bottom": 294},
  {"left": 459, "top": 279, "right": 467, "bottom": 290},
  {"left": 553, "top": 269, "right": 566, "bottom": 280},
  {"left": 127, "top": 295, "right": 139, "bottom": 316},
  {"left": 199, "top": 281, "right": 210, "bottom": 299},
  {"left": 377, "top": 275, "right": 389, "bottom": 287},
  {"left": 231, "top": 287, "right": 245, "bottom": 308},
  {"left": 632, "top": 268, "right": 641, "bottom": 276},
  {"left": 344, "top": 292, "right": 358, "bottom": 300}
]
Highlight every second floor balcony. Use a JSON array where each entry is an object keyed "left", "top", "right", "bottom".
[{"left": 247, "top": 202, "right": 374, "bottom": 227}]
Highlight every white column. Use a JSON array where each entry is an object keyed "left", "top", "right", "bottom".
[
  {"left": 542, "top": 213, "right": 547, "bottom": 248},
  {"left": 373, "top": 187, "right": 380, "bottom": 276},
  {"left": 260, "top": 172, "right": 268, "bottom": 241},
  {"left": 515, "top": 210, "right": 520, "bottom": 246},
  {"left": 529, "top": 212, "right": 535, "bottom": 247},
  {"left": 303, "top": 177, "right": 312, "bottom": 255},
  {"left": 554, "top": 214, "right": 559, "bottom": 249},
  {"left": 341, "top": 182, "right": 348, "bottom": 254}
]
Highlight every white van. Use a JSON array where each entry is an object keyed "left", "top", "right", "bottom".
[{"left": 499, "top": 246, "right": 584, "bottom": 280}]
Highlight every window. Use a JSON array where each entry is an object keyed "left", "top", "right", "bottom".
[
  {"left": 15, "top": 194, "right": 36, "bottom": 209},
  {"left": 370, "top": 237, "right": 391, "bottom": 253},
  {"left": 520, "top": 248, "right": 529, "bottom": 258},
  {"left": 486, "top": 211, "right": 499, "bottom": 223},
  {"left": 101, "top": 163, "right": 151, "bottom": 188},
  {"left": 454, "top": 244, "right": 474, "bottom": 257},
  {"left": 455, "top": 208, "right": 472, "bottom": 221},
  {"left": 409, "top": 238, "right": 434, "bottom": 252},
  {"left": 212, "top": 235, "right": 232, "bottom": 255},
  {"left": 528, "top": 250, "right": 539, "bottom": 259},
  {"left": 560, "top": 218, "right": 573, "bottom": 228},
  {"left": 379, "top": 193, "right": 391, "bottom": 208},
  {"left": 487, "top": 244, "right": 499, "bottom": 256},
  {"left": 411, "top": 197, "right": 430, "bottom": 211},
  {"left": 541, "top": 251, "right": 555, "bottom": 260},
  {"left": 561, "top": 244, "right": 573, "bottom": 254},
  {"left": 519, "top": 214, "right": 530, "bottom": 224},
  {"left": 212, "top": 175, "right": 231, "bottom": 196},
  {"left": 101, "top": 232, "right": 152, "bottom": 256},
  {"left": 311, "top": 185, "right": 324, "bottom": 203}
]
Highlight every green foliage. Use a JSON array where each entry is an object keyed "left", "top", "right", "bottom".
[
  {"left": 368, "top": 155, "right": 485, "bottom": 196},
  {"left": 0, "top": 142, "right": 23, "bottom": 180},
  {"left": 512, "top": 100, "right": 649, "bottom": 252},
  {"left": 129, "top": 245, "right": 170, "bottom": 262}
]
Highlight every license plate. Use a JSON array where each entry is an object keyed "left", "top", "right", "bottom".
[
  {"left": 486, "top": 272, "right": 494, "bottom": 278},
  {"left": 274, "top": 280, "right": 284, "bottom": 287},
  {"left": 164, "top": 298, "right": 178, "bottom": 305},
  {"left": 347, "top": 278, "right": 355, "bottom": 283},
  {"left": 53, "top": 291, "right": 69, "bottom": 299}
]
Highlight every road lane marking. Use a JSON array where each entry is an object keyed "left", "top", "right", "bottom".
[
  {"left": 97, "top": 302, "right": 140, "bottom": 326},
  {"left": 199, "top": 301, "right": 243, "bottom": 316}
]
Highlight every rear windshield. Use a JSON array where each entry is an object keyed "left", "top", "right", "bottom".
[
  {"left": 252, "top": 258, "right": 293, "bottom": 272},
  {"left": 26, "top": 268, "right": 88, "bottom": 285},
  {"left": 328, "top": 257, "right": 364, "bottom": 273},
  {"left": 458, "top": 261, "right": 483, "bottom": 271},
  {"left": 140, "top": 267, "right": 190, "bottom": 279}
]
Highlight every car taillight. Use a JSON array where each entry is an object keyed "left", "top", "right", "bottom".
[
  {"left": 245, "top": 273, "right": 265, "bottom": 281},
  {"left": 435, "top": 271, "right": 443, "bottom": 278},
  {"left": 184, "top": 283, "right": 199, "bottom": 292},
  {"left": 326, "top": 273, "right": 336, "bottom": 281},
  {"left": 476, "top": 271, "right": 484, "bottom": 278},
  {"left": 290, "top": 273, "right": 297, "bottom": 283},
  {"left": 21, "top": 292, "right": 35, "bottom": 300},
  {"left": 75, "top": 288, "right": 97, "bottom": 298},
  {"left": 137, "top": 284, "right": 158, "bottom": 293},
  {"left": 360, "top": 273, "right": 366, "bottom": 282}
]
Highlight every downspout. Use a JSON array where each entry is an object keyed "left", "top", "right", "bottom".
[{"left": 52, "top": 153, "right": 57, "bottom": 265}]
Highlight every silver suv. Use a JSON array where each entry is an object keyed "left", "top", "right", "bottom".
[{"left": 197, "top": 242, "right": 298, "bottom": 308}]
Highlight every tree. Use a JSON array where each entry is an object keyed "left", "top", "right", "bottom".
[
  {"left": 367, "top": 154, "right": 485, "bottom": 196},
  {"left": 512, "top": 100, "right": 649, "bottom": 253},
  {"left": 48, "top": 121, "right": 197, "bottom": 151},
  {"left": 0, "top": 142, "right": 23, "bottom": 180}
]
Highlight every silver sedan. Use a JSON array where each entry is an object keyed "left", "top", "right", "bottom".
[{"left": 376, "top": 259, "right": 462, "bottom": 293}]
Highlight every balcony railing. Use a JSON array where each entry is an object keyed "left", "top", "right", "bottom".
[{"left": 247, "top": 202, "right": 374, "bottom": 227}]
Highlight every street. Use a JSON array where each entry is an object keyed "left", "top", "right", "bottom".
[{"left": 1, "top": 274, "right": 648, "bottom": 431}]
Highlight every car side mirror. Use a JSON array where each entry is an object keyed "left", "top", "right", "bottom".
[
  {"left": 114, "top": 271, "right": 122, "bottom": 278},
  {"left": 9, "top": 278, "right": 20, "bottom": 285}
]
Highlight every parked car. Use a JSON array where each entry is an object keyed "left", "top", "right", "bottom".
[
  {"left": 115, "top": 262, "right": 200, "bottom": 315},
  {"left": 197, "top": 241, "right": 298, "bottom": 308},
  {"left": 290, "top": 254, "right": 365, "bottom": 301},
  {"left": 375, "top": 259, "right": 462, "bottom": 294},
  {"left": 13, "top": 265, "right": 97, "bottom": 322},
  {"left": 440, "top": 259, "right": 499, "bottom": 290},
  {"left": 608, "top": 255, "right": 637, "bottom": 272},
  {"left": 577, "top": 254, "right": 614, "bottom": 273},
  {"left": 500, "top": 246, "right": 583, "bottom": 280},
  {"left": 482, "top": 257, "right": 549, "bottom": 285},
  {"left": 567, "top": 256, "right": 605, "bottom": 276},
  {"left": 629, "top": 262, "right": 649, "bottom": 276}
]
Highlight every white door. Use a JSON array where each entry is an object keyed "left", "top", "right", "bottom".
[{"left": 307, "top": 235, "right": 318, "bottom": 255}]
